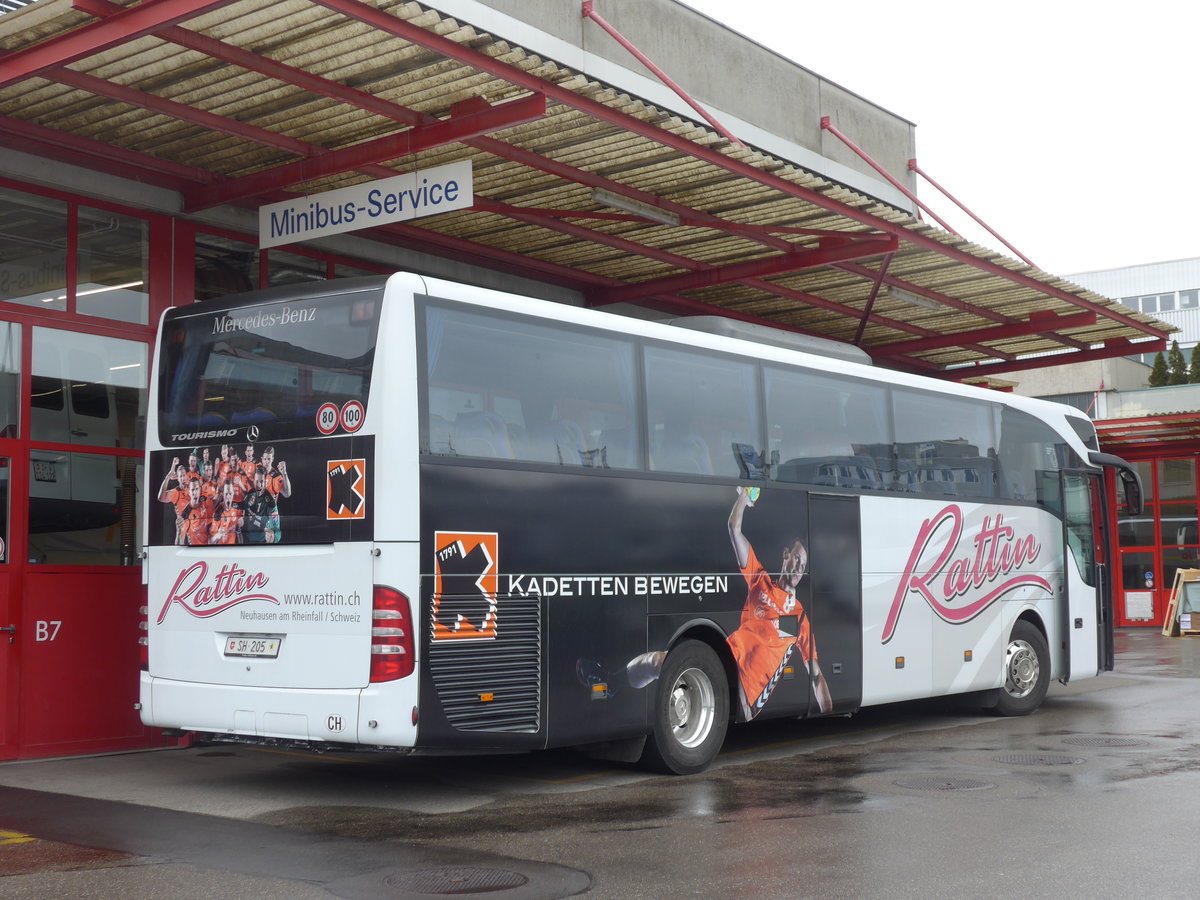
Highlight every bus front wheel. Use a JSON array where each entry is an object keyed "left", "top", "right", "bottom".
[
  {"left": 640, "top": 640, "right": 729, "bottom": 775},
  {"left": 993, "top": 621, "right": 1050, "bottom": 716}
]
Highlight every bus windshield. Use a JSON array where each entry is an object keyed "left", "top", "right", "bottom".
[{"left": 157, "top": 287, "right": 381, "bottom": 444}]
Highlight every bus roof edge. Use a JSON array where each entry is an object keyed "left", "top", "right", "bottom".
[{"left": 667, "top": 316, "right": 872, "bottom": 366}]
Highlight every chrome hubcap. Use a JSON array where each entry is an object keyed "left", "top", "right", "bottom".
[
  {"left": 1004, "top": 639, "right": 1039, "bottom": 698},
  {"left": 669, "top": 666, "right": 716, "bottom": 749}
]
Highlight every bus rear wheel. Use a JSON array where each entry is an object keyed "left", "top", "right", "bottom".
[
  {"left": 640, "top": 640, "right": 729, "bottom": 775},
  {"left": 993, "top": 620, "right": 1050, "bottom": 716}
]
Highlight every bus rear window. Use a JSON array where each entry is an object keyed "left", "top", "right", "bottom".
[{"left": 158, "top": 289, "right": 381, "bottom": 444}]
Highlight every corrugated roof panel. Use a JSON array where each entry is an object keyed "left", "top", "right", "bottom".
[{"left": 0, "top": 0, "right": 1173, "bottom": 375}]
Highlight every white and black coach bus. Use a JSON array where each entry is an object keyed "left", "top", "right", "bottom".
[{"left": 140, "top": 272, "right": 1142, "bottom": 774}]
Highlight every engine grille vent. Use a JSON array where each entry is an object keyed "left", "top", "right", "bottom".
[{"left": 428, "top": 594, "right": 541, "bottom": 733}]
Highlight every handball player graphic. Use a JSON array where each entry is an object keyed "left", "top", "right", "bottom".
[
  {"left": 726, "top": 486, "right": 832, "bottom": 719},
  {"left": 621, "top": 486, "right": 832, "bottom": 720}
]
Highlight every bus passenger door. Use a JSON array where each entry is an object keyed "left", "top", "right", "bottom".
[
  {"left": 807, "top": 494, "right": 862, "bottom": 714},
  {"left": 1058, "top": 471, "right": 1109, "bottom": 682}
]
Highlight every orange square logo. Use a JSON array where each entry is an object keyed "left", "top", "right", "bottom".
[
  {"left": 326, "top": 459, "right": 366, "bottom": 520},
  {"left": 432, "top": 532, "right": 499, "bottom": 641}
]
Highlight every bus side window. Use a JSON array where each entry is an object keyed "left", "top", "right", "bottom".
[
  {"left": 996, "top": 407, "right": 1079, "bottom": 504},
  {"left": 644, "top": 346, "right": 758, "bottom": 479},
  {"left": 766, "top": 366, "right": 888, "bottom": 489},
  {"left": 892, "top": 389, "right": 998, "bottom": 498},
  {"left": 423, "top": 304, "right": 638, "bottom": 469}
]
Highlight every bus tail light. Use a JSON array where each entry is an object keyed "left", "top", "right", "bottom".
[
  {"left": 138, "top": 605, "right": 149, "bottom": 671},
  {"left": 371, "top": 585, "right": 414, "bottom": 682}
]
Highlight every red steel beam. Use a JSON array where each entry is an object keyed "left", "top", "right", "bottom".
[
  {"left": 0, "top": 113, "right": 213, "bottom": 188},
  {"left": 478, "top": 200, "right": 971, "bottom": 349},
  {"left": 183, "top": 93, "right": 547, "bottom": 211},
  {"left": 934, "top": 337, "right": 1167, "bottom": 381},
  {"left": 832, "top": 260, "right": 1090, "bottom": 352},
  {"left": 49, "top": 68, "right": 316, "bottom": 156},
  {"left": 308, "top": 0, "right": 1167, "bottom": 341},
  {"left": 873, "top": 311, "right": 1098, "bottom": 358},
  {"left": 853, "top": 252, "right": 894, "bottom": 345},
  {"left": 1099, "top": 438, "right": 1200, "bottom": 459},
  {"left": 0, "top": 0, "right": 236, "bottom": 87},
  {"left": 588, "top": 235, "right": 898, "bottom": 306}
]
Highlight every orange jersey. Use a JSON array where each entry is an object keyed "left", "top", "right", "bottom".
[
  {"left": 726, "top": 545, "right": 815, "bottom": 717},
  {"left": 162, "top": 487, "right": 191, "bottom": 517},
  {"left": 179, "top": 500, "right": 215, "bottom": 546},
  {"left": 210, "top": 506, "right": 242, "bottom": 544}
]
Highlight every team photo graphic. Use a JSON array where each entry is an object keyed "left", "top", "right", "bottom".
[
  {"left": 156, "top": 443, "right": 291, "bottom": 545},
  {"left": 148, "top": 436, "right": 375, "bottom": 547}
]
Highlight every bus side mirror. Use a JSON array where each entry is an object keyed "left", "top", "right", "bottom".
[
  {"left": 1087, "top": 451, "right": 1144, "bottom": 516},
  {"left": 1118, "top": 469, "right": 1143, "bottom": 516}
]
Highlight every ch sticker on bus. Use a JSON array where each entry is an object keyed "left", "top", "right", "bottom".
[{"left": 326, "top": 459, "right": 366, "bottom": 520}]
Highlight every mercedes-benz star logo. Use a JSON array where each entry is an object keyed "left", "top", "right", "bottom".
[{"left": 246, "top": 425, "right": 260, "bottom": 442}]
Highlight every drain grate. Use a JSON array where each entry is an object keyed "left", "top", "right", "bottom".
[
  {"left": 893, "top": 776, "right": 996, "bottom": 792},
  {"left": 993, "top": 752, "right": 1083, "bottom": 766},
  {"left": 1063, "top": 736, "right": 1148, "bottom": 748},
  {"left": 385, "top": 866, "right": 530, "bottom": 895}
]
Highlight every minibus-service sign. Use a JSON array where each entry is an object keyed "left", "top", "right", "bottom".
[{"left": 258, "top": 160, "right": 472, "bottom": 248}]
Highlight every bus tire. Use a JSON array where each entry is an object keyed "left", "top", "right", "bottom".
[
  {"left": 993, "top": 620, "right": 1050, "bottom": 716},
  {"left": 640, "top": 640, "right": 729, "bottom": 775}
]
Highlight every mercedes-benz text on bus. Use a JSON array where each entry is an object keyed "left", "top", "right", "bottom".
[{"left": 140, "top": 273, "right": 1143, "bottom": 774}]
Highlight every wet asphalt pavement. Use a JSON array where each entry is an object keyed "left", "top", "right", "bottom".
[{"left": 2, "top": 629, "right": 1200, "bottom": 899}]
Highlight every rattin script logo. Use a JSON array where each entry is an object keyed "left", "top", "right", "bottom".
[
  {"left": 882, "top": 504, "right": 1049, "bottom": 643},
  {"left": 157, "top": 561, "right": 277, "bottom": 624}
]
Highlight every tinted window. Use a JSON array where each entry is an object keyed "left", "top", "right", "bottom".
[
  {"left": 892, "top": 389, "right": 998, "bottom": 498},
  {"left": 644, "top": 346, "right": 759, "bottom": 478},
  {"left": 158, "top": 289, "right": 380, "bottom": 444},
  {"left": 996, "top": 407, "right": 1077, "bottom": 504},
  {"left": 766, "top": 366, "right": 889, "bottom": 489},
  {"left": 424, "top": 304, "right": 639, "bottom": 469}
]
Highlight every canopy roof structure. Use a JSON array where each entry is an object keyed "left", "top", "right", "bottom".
[
  {"left": 0, "top": 0, "right": 1172, "bottom": 377},
  {"left": 1096, "top": 413, "right": 1200, "bottom": 459}
]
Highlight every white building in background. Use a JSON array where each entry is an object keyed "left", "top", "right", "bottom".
[
  {"left": 1013, "top": 257, "right": 1200, "bottom": 415},
  {"left": 1071, "top": 257, "right": 1200, "bottom": 366}
]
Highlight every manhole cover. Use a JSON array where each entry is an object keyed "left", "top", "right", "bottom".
[
  {"left": 1063, "top": 736, "right": 1148, "bottom": 748},
  {"left": 892, "top": 776, "right": 996, "bottom": 792},
  {"left": 993, "top": 753, "right": 1083, "bottom": 766},
  {"left": 385, "top": 867, "right": 530, "bottom": 895}
]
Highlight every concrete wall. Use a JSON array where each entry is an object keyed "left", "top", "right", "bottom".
[
  {"left": 431, "top": 0, "right": 917, "bottom": 206},
  {"left": 1012, "top": 355, "right": 1150, "bottom": 397}
]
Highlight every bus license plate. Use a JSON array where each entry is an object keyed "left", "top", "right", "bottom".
[
  {"left": 32, "top": 461, "right": 56, "bottom": 482},
  {"left": 224, "top": 636, "right": 280, "bottom": 658}
]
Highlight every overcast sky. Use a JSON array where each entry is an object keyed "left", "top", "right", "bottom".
[{"left": 681, "top": 0, "right": 1200, "bottom": 278}]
